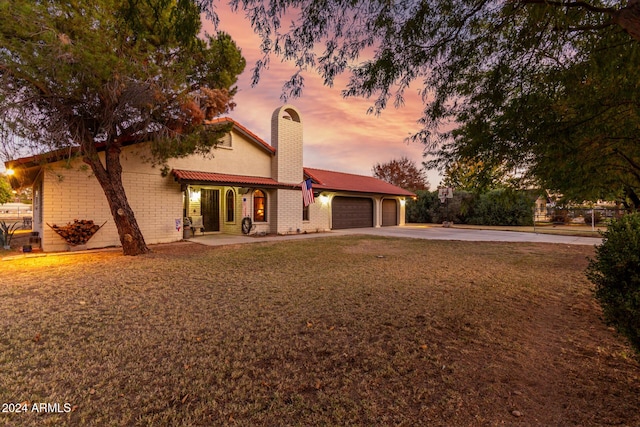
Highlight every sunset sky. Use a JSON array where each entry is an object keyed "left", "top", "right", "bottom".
[
  {"left": 211, "top": 5, "right": 442, "bottom": 188},
  {"left": 0, "top": 4, "right": 442, "bottom": 187}
]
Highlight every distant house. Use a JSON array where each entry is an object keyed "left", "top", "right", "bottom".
[
  {"left": 534, "top": 194, "right": 552, "bottom": 222},
  {"left": 5, "top": 105, "right": 414, "bottom": 252}
]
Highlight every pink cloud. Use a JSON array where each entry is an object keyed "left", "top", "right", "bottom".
[{"left": 209, "top": 5, "right": 441, "bottom": 188}]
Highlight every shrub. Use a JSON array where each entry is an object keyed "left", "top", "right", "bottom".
[
  {"left": 406, "top": 190, "right": 438, "bottom": 223},
  {"left": 0, "top": 220, "right": 20, "bottom": 249},
  {"left": 468, "top": 189, "right": 534, "bottom": 226},
  {"left": 431, "top": 190, "right": 477, "bottom": 224},
  {"left": 586, "top": 213, "right": 640, "bottom": 353}
]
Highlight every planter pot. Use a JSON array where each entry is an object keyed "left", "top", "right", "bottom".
[{"left": 22, "top": 245, "right": 32, "bottom": 253}]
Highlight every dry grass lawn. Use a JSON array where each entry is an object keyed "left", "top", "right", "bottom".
[{"left": 1, "top": 236, "right": 639, "bottom": 426}]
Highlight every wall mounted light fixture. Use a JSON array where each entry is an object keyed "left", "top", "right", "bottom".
[{"left": 189, "top": 189, "right": 201, "bottom": 202}]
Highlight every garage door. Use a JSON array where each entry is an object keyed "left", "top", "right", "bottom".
[
  {"left": 332, "top": 197, "right": 373, "bottom": 229},
  {"left": 382, "top": 199, "right": 398, "bottom": 226}
]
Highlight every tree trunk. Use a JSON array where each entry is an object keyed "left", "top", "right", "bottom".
[
  {"left": 625, "top": 187, "right": 640, "bottom": 211},
  {"left": 614, "top": 0, "right": 640, "bottom": 42},
  {"left": 84, "top": 142, "right": 150, "bottom": 256}
]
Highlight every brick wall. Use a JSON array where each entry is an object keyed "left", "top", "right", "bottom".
[
  {"left": 271, "top": 105, "right": 303, "bottom": 184},
  {"left": 301, "top": 197, "right": 331, "bottom": 232},
  {"left": 41, "top": 156, "right": 183, "bottom": 252},
  {"left": 270, "top": 105, "right": 305, "bottom": 234}
]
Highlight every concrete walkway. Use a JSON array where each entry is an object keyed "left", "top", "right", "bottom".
[{"left": 189, "top": 225, "right": 602, "bottom": 247}]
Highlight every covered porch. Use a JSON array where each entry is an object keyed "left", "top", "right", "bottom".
[{"left": 172, "top": 169, "right": 293, "bottom": 237}]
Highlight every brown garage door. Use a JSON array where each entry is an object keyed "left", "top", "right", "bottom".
[
  {"left": 332, "top": 197, "right": 373, "bottom": 229},
  {"left": 382, "top": 199, "right": 397, "bottom": 226}
]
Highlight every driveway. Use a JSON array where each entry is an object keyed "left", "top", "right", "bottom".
[
  {"left": 338, "top": 225, "right": 600, "bottom": 245},
  {"left": 190, "top": 225, "right": 602, "bottom": 247}
]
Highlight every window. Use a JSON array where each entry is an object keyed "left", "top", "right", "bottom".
[
  {"left": 34, "top": 180, "right": 43, "bottom": 224},
  {"left": 303, "top": 202, "right": 309, "bottom": 221},
  {"left": 253, "top": 189, "right": 266, "bottom": 222},
  {"left": 226, "top": 189, "right": 235, "bottom": 222},
  {"left": 219, "top": 133, "right": 232, "bottom": 147}
]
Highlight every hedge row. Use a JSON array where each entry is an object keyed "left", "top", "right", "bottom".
[{"left": 406, "top": 189, "right": 535, "bottom": 226}]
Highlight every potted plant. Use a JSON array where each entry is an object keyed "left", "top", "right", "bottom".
[{"left": 0, "top": 220, "right": 20, "bottom": 250}]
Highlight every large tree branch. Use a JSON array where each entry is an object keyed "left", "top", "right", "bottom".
[
  {"left": 612, "top": 0, "right": 640, "bottom": 41},
  {"left": 519, "top": 0, "right": 616, "bottom": 15},
  {"left": 0, "top": 64, "right": 51, "bottom": 97},
  {"left": 614, "top": 148, "right": 640, "bottom": 175},
  {"left": 521, "top": 0, "right": 640, "bottom": 42}
]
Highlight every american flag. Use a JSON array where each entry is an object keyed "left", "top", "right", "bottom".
[{"left": 302, "top": 178, "right": 315, "bottom": 206}]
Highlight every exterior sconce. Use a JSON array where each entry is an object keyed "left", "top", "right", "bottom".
[
  {"left": 319, "top": 194, "right": 329, "bottom": 205},
  {"left": 189, "top": 189, "right": 201, "bottom": 202},
  {"left": 400, "top": 198, "right": 406, "bottom": 206}
]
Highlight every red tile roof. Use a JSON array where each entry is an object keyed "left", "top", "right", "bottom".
[
  {"left": 173, "top": 167, "right": 415, "bottom": 197},
  {"left": 172, "top": 169, "right": 286, "bottom": 188},
  {"left": 304, "top": 167, "right": 415, "bottom": 197}
]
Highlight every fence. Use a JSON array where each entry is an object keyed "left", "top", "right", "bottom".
[
  {"left": 0, "top": 203, "right": 33, "bottom": 219},
  {"left": 537, "top": 207, "right": 625, "bottom": 225}
]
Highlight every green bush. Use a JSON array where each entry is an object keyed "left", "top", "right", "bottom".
[
  {"left": 468, "top": 189, "right": 534, "bottom": 226},
  {"left": 431, "top": 191, "right": 477, "bottom": 224},
  {"left": 407, "top": 189, "right": 536, "bottom": 225},
  {"left": 406, "top": 190, "right": 438, "bottom": 223},
  {"left": 587, "top": 213, "right": 640, "bottom": 353}
]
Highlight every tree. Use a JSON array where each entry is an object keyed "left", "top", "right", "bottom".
[
  {"left": 430, "top": 23, "right": 640, "bottom": 208},
  {"left": 372, "top": 156, "right": 429, "bottom": 191},
  {"left": 229, "top": 0, "right": 640, "bottom": 207},
  {"left": 440, "top": 160, "right": 515, "bottom": 194},
  {"left": 0, "top": 175, "right": 11, "bottom": 205},
  {"left": 0, "top": 1, "right": 245, "bottom": 255}
]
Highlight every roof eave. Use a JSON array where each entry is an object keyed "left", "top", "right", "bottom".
[
  {"left": 171, "top": 169, "right": 294, "bottom": 190},
  {"left": 313, "top": 185, "right": 415, "bottom": 198},
  {"left": 174, "top": 178, "right": 284, "bottom": 189}
]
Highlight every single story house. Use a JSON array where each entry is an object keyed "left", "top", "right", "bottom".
[{"left": 5, "top": 105, "right": 415, "bottom": 252}]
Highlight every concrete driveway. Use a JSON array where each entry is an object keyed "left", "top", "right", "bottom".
[
  {"left": 337, "top": 225, "right": 600, "bottom": 245},
  {"left": 190, "top": 224, "right": 602, "bottom": 247}
]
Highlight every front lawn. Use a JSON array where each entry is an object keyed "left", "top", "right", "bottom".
[{"left": 1, "top": 237, "right": 638, "bottom": 426}]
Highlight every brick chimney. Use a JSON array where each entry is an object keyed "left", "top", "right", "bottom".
[{"left": 270, "top": 105, "right": 304, "bottom": 234}]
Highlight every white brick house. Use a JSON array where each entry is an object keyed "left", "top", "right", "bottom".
[{"left": 6, "top": 105, "right": 414, "bottom": 252}]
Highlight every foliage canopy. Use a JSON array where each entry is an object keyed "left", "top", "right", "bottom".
[
  {"left": 372, "top": 156, "right": 429, "bottom": 191},
  {"left": 230, "top": 0, "right": 640, "bottom": 206},
  {"left": 0, "top": 175, "right": 11, "bottom": 205},
  {"left": 0, "top": 0, "right": 245, "bottom": 255}
]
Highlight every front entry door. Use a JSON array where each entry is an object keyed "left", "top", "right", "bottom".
[{"left": 201, "top": 189, "right": 220, "bottom": 232}]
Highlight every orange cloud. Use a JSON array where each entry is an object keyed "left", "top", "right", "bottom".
[{"left": 208, "top": 5, "right": 441, "bottom": 187}]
